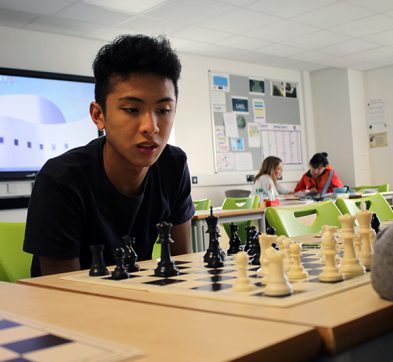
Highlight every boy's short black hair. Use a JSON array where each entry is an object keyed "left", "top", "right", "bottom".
[
  {"left": 309, "top": 152, "right": 329, "bottom": 168},
  {"left": 93, "top": 34, "right": 181, "bottom": 112}
]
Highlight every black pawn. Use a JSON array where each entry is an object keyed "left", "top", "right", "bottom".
[
  {"left": 266, "top": 226, "right": 276, "bottom": 235},
  {"left": 371, "top": 213, "right": 381, "bottom": 233},
  {"left": 122, "top": 235, "right": 140, "bottom": 272},
  {"left": 227, "top": 223, "right": 242, "bottom": 255},
  {"left": 154, "top": 222, "right": 180, "bottom": 277},
  {"left": 111, "top": 247, "right": 128, "bottom": 280},
  {"left": 203, "top": 207, "right": 224, "bottom": 268},
  {"left": 89, "top": 244, "right": 109, "bottom": 277}
]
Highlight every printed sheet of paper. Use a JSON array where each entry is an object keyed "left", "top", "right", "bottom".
[
  {"left": 235, "top": 152, "right": 253, "bottom": 171},
  {"left": 217, "top": 152, "right": 235, "bottom": 171},
  {"left": 247, "top": 122, "right": 260, "bottom": 148},
  {"left": 223, "top": 112, "right": 239, "bottom": 138},
  {"left": 211, "top": 91, "right": 226, "bottom": 113},
  {"left": 215, "top": 126, "right": 229, "bottom": 152},
  {"left": 252, "top": 98, "right": 265, "bottom": 123}
]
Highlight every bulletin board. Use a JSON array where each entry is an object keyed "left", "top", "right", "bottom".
[{"left": 209, "top": 71, "right": 304, "bottom": 173}]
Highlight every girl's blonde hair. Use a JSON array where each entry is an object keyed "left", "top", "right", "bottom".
[{"left": 254, "top": 156, "right": 282, "bottom": 183}]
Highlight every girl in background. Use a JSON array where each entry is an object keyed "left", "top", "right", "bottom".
[
  {"left": 295, "top": 152, "right": 343, "bottom": 193},
  {"left": 253, "top": 156, "right": 289, "bottom": 197}
]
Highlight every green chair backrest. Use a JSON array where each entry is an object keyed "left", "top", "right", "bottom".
[
  {"left": 193, "top": 198, "right": 211, "bottom": 211},
  {"left": 222, "top": 196, "right": 258, "bottom": 243},
  {"left": 335, "top": 193, "right": 393, "bottom": 221},
  {"left": 0, "top": 222, "right": 31, "bottom": 283},
  {"left": 265, "top": 200, "right": 342, "bottom": 237},
  {"left": 353, "top": 184, "right": 389, "bottom": 193}
]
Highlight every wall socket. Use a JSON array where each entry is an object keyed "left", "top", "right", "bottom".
[
  {"left": 246, "top": 174, "right": 254, "bottom": 182},
  {"left": 191, "top": 176, "right": 198, "bottom": 184}
]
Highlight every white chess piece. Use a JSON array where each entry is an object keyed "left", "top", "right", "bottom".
[
  {"left": 338, "top": 214, "right": 365, "bottom": 278},
  {"left": 287, "top": 242, "right": 308, "bottom": 281},
  {"left": 275, "top": 235, "right": 287, "bottom": 249},
  {"left": 281, "top": 237, "right": 293, "bottom": 272},
  {"left": 319, "top": 226, "right": 343, "bottom": 282},
  {"left": 232, "top": 252, "right": 256, "bottom": 292},
  {"left": 257, "top": 233, "right": 277, "bottom": 278},
  {"left": 356, "top": 210, "right": 373, "bottom": 271},
  {"left": 264, "top": 247, "right": 293, "bottom": 297}
]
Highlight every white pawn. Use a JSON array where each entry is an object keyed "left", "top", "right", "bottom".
[
  {"left": 287, "top": 243, "right": 308, "bottom": 281},
  {"left": 232, "top": 252, "right": 256, "bottom": 292},
  {"left": 264, "top": 247, "right": 293, "bottom": 297},
  {"left": 319, "top": 226, "right": 343, "bottom": 282}
]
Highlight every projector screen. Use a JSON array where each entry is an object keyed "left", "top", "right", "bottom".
[{"left": 0, "top": 67, "right": 98, "bottom": 180}]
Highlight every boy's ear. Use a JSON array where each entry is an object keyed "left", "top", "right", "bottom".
[{"left": 90, "top": 102, "right": 105, "bottom": 130}]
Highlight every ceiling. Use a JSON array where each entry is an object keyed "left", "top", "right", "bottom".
[{"left": 1, "top": 0, "right": 393, "bottom": 72}]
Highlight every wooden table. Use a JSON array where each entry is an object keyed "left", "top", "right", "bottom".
[
  {"left": 192, "top": 208, "right": 265, "bottom": 251},
  {"left": 19, "top": 252, "right": 393, "bottom": 356},
  {"left": 1, "top": 282, "right": 320, "bottom": 362}
]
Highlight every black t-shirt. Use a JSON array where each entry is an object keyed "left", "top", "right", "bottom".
[{"left": 24, "top": 137, "right": 195, "bottom": 277}]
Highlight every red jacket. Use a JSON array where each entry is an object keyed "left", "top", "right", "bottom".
[{"left": 294, "top": 165, "right": 343, "bottom": 193}]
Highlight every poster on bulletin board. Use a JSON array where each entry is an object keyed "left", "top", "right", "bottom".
[{"left": 209, "top": 71, "right": 304, "bottom": 173}]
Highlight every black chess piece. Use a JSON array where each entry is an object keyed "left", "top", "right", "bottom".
[
  {"left": 154, "top": 222, "right": 180, "bottom": 277},
  {"left": 371, "top": 213, "right": 381, "bottom": 233},
  {"left": 265, "top": 225, "right": 279, "bottom": 250},
  {"left": 122, "top": 235, "right": 140, "bottom": 272},
  {"left": 227, "top": 223, "right": 242, "bottom": 255},
  {"left": 246, "top": 226, "right": 258, "bottom": 256},
  {"left": 111, "top": 247, "right": 129, "bottom": 280},
  {"left": 266, "top": 226, "right": 276, "bottom": 235},
  {"left": 89, "top": 244, "right": 109, "bottom": 277},
  {"left": 243, "top": 225, "right": 254, "bottom": 252},
  {"left": 203, "top": 207, "right": 224, "bottom": 268},
  {"left": 249, "top": 230, "right": 261, "bottom": 265}
]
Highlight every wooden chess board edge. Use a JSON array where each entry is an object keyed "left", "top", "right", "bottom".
[{"left": 61, "top": 272, "right": 371, "bottom": 309}]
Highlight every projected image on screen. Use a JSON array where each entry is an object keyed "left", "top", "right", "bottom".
[{"left": 0, "top": 69, "right": 98, "bottom": 178}]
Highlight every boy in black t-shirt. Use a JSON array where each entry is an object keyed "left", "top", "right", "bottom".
[{"left": 24, "top": 34, "right": 195, "bottom": 277}]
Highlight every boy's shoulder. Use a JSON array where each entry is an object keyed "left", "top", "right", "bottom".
[{"left": 40, "top": 137, "right": 103, "bottom": 179}]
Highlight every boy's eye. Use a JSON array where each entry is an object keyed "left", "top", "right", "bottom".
[
  {"left": 123, "top": 107, "right": 139, "bottom": 113},
  {"left": 158, "top": 108, "right": 171, "bottom": 114}
]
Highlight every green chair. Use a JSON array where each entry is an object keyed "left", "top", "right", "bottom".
[
  {"left": 193, "top": 198, "right": 211, "bottom": 211},
  {"left": 335, "top": 193, "right": 393, "bottom": 221},
  {"left": 265, "top": 200, "right": 342, "bottom": 237},
  {"left": 222, "top": 195, "right": 259, "bottom": 244},
  {"left": 151, "top": 198, "right": 212, "bottom": 259},
  {"left": 0, "top": 222, "right": 31, "bottom": 283},
  {"left": 353, "top": 184, "right": 389, "bottom": 193}
]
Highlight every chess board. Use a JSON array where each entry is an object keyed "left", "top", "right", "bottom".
[
  {"left": 62, "top": 251, "right": 370, "bottom": 308},
  {"left": 0, "top": 311, "right": 142, "bottom": 362}
]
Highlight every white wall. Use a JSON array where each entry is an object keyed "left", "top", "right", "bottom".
[
  {"left": 347, "top": 69, "right": 370, "bottom": 185},
  {"left": 311, "top": 68, "right": 357, "bottom": 187},
  {"left": 0, "top": 25, "right": 313, "bottom": 208},
  {"left": 365, "top": 65, "right": 393, "bottom": 188}
]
